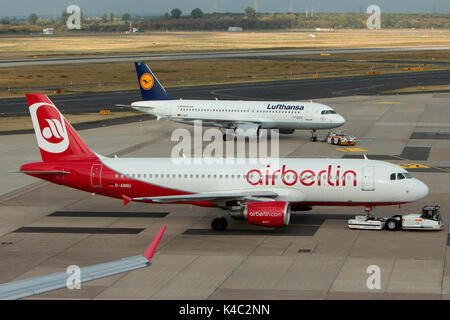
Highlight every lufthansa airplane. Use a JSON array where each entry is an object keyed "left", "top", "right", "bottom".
[
  {"left": 16, "top": 94, "right": 428, "bottom": 231},
  {"left": 123, "top": 62, "right": 346, "bottom": 141}
]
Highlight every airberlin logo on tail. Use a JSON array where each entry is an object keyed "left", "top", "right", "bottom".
[
  {"left": 140, "top": 73, "right": 154, "bottom": 90},
  {"left": 29, "top": 102, "right": 69, "bottom": 154},
  {"left": 42, "top": 119, "right": 64, "bottom": 140}
]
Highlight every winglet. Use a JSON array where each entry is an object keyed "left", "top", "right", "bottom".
[
  {"left": 122, "top": 195, "right": 132, "bottom": 206},
  {"left": 142, "top": 225, "right": 167, "bottom": 261}
]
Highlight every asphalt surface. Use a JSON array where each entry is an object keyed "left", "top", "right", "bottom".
[
  {"left": 1, "top": 70, "right": 449, "bottom": 117},
  {"left": 1, "top": 45, "right": 450, "bottom": 67},
  {"left": 239, "top": 55, "right": 450, "bottom": 66}
]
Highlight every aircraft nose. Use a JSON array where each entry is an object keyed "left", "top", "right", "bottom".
[
  {"left": 336, "top": 114, "right": 346, "bottom": 126},
  {"left": 413, "top": 179, "right": 429, "bottom": 200}
]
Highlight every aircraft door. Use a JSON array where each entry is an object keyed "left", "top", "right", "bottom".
[
  {"left": 90, "top": 164, "right": 103, "bottom": 187},
  {"left": 305, "top": 107, "right": 313, "bottom": 120},
  {"left": 164, "top": 105, "right": 169, "bottom": 117},
  {"left": 362, "top": 166, "right": 375, "bottom": 191},
  {"left": 305, "top": 106, "right": 312, "bottom": 121}
]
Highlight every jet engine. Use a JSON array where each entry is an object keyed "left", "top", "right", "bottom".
[
  {"left": 279, "top": 129, "right": 295, "bottom": 134},
  {"left": 234, "top": 123, "right": 261, "bottom": 138},
  {"left": 233, "top": 201, "right": 291, "bottom": 227}
]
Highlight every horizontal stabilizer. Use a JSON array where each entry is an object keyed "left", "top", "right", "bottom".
[
  {"left": 114, "top": 104, "right": 155, "bottom": 110},
  {"left": 10, "top": 170, "right": 71, "bottom": 175},
  {"left": 114, "top": 104, "right": 135, "bottom": 108}
]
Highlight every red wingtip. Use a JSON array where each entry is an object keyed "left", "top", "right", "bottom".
[{"left": 142, "top": 225, "right": 166, "bottom": 261}]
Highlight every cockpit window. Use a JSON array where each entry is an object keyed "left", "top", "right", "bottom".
[
  {"left": 321, "top": 110, "right": 336, "bottom": 115},
  {"left": 390, "top": 172, "right": 413, "bottom": 180}
]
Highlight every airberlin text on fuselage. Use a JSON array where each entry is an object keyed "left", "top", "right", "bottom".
[
  {"left": 246, "top": 165, "right": 357, "bottom": 187},
  {"left": 249, "top": 211, "right": 283, "bottom": 217}
]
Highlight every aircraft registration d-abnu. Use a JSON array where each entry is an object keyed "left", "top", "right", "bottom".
[
  {"left": 121, "top": 62, "right": 346, "bottom": 141},
  {"left": 17, "top": 94, "right": 429, "bottom": 231}
]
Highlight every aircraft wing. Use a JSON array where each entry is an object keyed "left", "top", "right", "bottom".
[
  {"left": 174, "top": 117, "right": 262, "bottom": 125},
  {"left": 117, "top": 104, "right": 270, "bottom": 129},
  {"left": 129, "top": 190, "right": 278, "bottom": 204},
  {"left": 234, "top": 122, "right": 261, "bottom": 132},
  {"left": 0, "top": 225, "right": 166, "bottom": 300}
]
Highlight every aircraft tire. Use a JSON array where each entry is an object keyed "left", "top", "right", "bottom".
[
  {"left": 385, "top": 219, "right": 400, "bottom": 231},
  {"left": 211, "top": 217, "right": 228, "bottom": 231}
]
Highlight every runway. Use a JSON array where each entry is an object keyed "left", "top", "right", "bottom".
[
  {"left": 0, "top": 92, "right": 449, "bottom": 299},
  {"left": 1, "top": 45, "right": 450, "bottom": 67},
  {"left": 1, "top": 70, "right": 449, "bottom": 117}
]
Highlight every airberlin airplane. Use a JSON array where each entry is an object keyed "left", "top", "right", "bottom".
[
  {"left": 17, "top": 94, "right": 429, "bottom": 231},
  {"left": 121, "top": 62, "right": 346, "bottom": 141}
]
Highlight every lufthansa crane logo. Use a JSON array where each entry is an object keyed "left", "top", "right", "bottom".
[{"left": 140, "top": 73, "right": 154, "bottom": 90}]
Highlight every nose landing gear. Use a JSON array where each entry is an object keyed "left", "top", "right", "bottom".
[
  {"left": 310, "top": 129, "right": 318, "bottom": 142},
  {"left": 365, "top": 205, "right": 374, "bottom": 218}
]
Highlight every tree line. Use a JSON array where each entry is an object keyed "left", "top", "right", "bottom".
[
  {"left": 0, "top": 9, "right": 448, "bottom": 33},
  {"left": 135, "top": 10, "right": 450, "bottom": 30}
]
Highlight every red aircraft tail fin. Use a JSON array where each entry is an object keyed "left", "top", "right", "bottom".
[{"left": 26, "top": 94, "right": 95, "bottom": 161}]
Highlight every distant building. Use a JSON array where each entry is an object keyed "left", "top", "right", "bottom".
[
  {"left": 42, "top": 28, "right": 54, "bottom": 35},
  {"left": 228, "top": 27, "right": 243, "bottom": 32}
]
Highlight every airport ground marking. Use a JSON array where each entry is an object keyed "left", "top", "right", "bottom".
[
  {"left": 399, "top": 163, "right": 430, "bottom": 169},
  {"left": 390, "top": 155, "right": 450, "bottom": 173},
  {"left": 336, "top": 147, "right": 368, "bottom": 152}
]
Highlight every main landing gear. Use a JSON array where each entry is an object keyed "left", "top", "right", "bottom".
[
  {"left": 222, "top": 128, "right": 235, "bottom": 141},
  {"left": 365, "top": 205, "right": 375, "bottom": 219},
  {"left": 363, "top": 205, "right": 401, "bottom": 230},
  {"left": 211, "top": 217, "right": 228, "bottom": 231},
  {"left": 223, "top": 132, "right": 233, "bottom": 141},
  {"left": 310, "top": 129, "right": 318, "bottom": 142}
]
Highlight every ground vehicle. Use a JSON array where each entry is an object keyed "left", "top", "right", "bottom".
[
  {"left": 348, "top": 205, "right": 443, "bottom": 231},
  {"left": 326, "top": 130, "right": 356, "bottom": 145}
]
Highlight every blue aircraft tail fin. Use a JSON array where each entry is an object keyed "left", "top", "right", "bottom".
[{"left": 134, "top": 62, "right": 173, "bottom": 100}]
